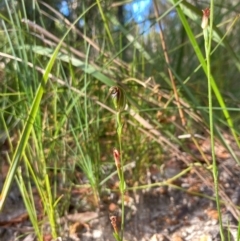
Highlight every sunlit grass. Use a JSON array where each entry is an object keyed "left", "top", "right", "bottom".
[{"left": 0, "top": 0, "right": 239, "bottom": 240}]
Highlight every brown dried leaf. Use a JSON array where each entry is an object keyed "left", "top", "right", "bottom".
[
  {"left": 69, "top": 221, "right": 87, "bottom": 235},
  {"left": 172, "top": 233, "right": 183, "bottom": 241},
  {"left": 205, "top": 209, "right": 219, "bottom": 220}
]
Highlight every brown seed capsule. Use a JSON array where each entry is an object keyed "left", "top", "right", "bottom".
[
  {"left": 201, "top": 8, "right": 210, "bottom": 29},
  {"left": 109, "top": 215, "right": 118, "bottom": 233},
  {"left": 113, "top": 148, "right": 121, "bottom": 169}
]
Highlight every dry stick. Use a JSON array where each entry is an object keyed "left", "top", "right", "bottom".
[
  {"left": 153, "top": 0, "right": 186, "bottom": 126},
  {"left": 129, "top": 81, "right": 210, "bottom": 164}
]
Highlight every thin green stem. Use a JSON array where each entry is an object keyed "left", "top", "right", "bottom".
[
  {"left": 116, "top": 111, "right": 126, "bottom": 241},
  {"left": 203, "top": 2, "right": 224, "bottom": 240}
]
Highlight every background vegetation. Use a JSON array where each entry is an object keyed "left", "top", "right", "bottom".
[{"left": 0, "top": 0, "right": 240, "bottom": 240}]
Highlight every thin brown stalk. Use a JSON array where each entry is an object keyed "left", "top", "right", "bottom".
[{"left": 153, "top": 0, "right": 186, "bottom": 126}]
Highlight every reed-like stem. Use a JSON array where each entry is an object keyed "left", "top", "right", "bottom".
[{"left": 202, "top": 6, "right": 224, "bottom": 240}]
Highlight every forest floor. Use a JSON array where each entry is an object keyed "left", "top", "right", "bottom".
[{"left": 0, "top": 135, "right": 240, "bottom": 241}]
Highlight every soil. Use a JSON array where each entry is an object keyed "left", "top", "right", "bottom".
[{"left": 1, "top": 138, "right": 240, "bottom": 241}]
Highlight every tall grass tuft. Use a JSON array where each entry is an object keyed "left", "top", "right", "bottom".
[{"left": 0, "top": 0, "right": 240, "bottom": 240}]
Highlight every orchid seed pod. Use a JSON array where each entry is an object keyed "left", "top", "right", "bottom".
[
  {"left": 113, "top": 148, "right": 121, "bottom": 169},
  {"left": 201, "top": 8, "right": 210, "bottom": 29},
  {"left": 109, "top": 86, "right": 126, "bottom": 112}
]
